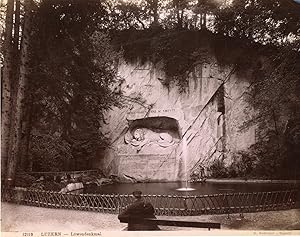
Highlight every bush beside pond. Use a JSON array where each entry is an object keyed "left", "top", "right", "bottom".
[
  {"left": 15, "top": 174, "right": 36, "bottom": 188},
  {"left": 13, "top": 170, "right": 120, "bottom": 192},
  {"left": 208, "top": 149, "right": 300, "bottom": 180}
]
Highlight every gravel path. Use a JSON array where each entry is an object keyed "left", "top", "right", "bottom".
[{"left": 2, "top": 202, "right": 300, "bottom": 232}]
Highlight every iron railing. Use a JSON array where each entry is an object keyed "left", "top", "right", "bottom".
[{"left": 2, "top": 188, "right": 298, "bottom": 216}]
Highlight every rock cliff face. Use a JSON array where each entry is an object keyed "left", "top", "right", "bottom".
[{"left": 93, "top": 57, "right": 256, "bottom": 182}]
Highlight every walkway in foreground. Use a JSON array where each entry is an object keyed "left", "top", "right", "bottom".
[{"left": 1, "top": 203, "right": 300, "bottom": 232}]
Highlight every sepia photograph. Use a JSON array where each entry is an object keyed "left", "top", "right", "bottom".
[{"left": 1, "top": 0, "right": 300, "bottom": 235}]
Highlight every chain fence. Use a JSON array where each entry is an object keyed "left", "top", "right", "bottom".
[{"left": 2, "top": 188, "right": 298, "bottom": 216}]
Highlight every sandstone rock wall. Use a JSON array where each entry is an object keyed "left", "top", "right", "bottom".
[
  {"left": 223, "top": 71, "right": 256, "bottom": 165},
  {"left": 94, "top": 58, "right": 256, "bottom": 181}
]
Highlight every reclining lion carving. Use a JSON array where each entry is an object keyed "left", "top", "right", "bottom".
[{"left": 124, "top": 128, "right": 176, "bottom": 152}]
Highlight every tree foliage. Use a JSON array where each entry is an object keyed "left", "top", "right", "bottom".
[
  {"left": 28, "top": 0, "right": 122, "bottom": 171},
  {"left": 213, "top": 0, "right": 300, "bottom": 179},
  {"left": 29, "top": 132, "right": 72, "bottom": 171},
  {"left": 214, "top": 0, "right": 300, "bottom": 45}
]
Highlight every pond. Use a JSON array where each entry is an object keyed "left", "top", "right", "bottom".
[{"left": 85, "top": 181, "right": 299, "bottom": 196}]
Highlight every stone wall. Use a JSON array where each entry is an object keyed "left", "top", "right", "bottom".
[
  {"left": 223, "top": 71, "right": 257, "bottom": 165},
  {"left": 94, "top": 58, "right": 256, "bottom": 181}
]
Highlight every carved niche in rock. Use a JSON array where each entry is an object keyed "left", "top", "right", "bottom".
[{"left": 124, "top": 116, "right": 181, "bottom": 152}]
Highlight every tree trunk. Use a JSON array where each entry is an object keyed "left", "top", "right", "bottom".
[
  {"left": 152, "top": 0, "right": 159, "bottom": 27},
  {"left": 203, "top": 12, "right": 207, "bottom": 29},
  {"left": 20, "top": 94, "right": 33, "bottom": 171},
  {"left": 7, "top": 0, "right": 22, "bottom": 180},
  {"left": 200, "top": 13, "right": 202, "bottom": 28},
  {"left": 1, "top": 0, "right": 14, "bottom": 182},
  {"left": 13, "top": 0, "right": 21, "bottom": 53},
  {"left": 173, "top": 0, "right": 182, "bottom": 29},
  {"left": 12, "top": 0, "right": 21, "bottom": 89},
  {"left": 176, "top": 9, "right": 182, "bottom": 29},
  {"left": 6, "top": 0, "right": 33, "bottom": 186}
]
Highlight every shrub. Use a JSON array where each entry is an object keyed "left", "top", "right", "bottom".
[
  {"left": 228, "top": 152, "right": 255, "bottom": 178},
  {"left": 29, "top": 132, "right": 72, "bottom": 172},
  {"left": 15, "top": 174, "right": 36, "bottom": 187},
  {"left": 208, "top": 159, "right": 228, "bottom": 178}
]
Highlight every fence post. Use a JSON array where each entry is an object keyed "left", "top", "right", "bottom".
[
  {"left": 224, "top": 194, "right": 230, "bottom": 219},
  {"left": 183, "top": 197, "right": 188, "bottom": 211},
  {"left": 116, "top": 194, "right": 120, "bottom": 214}
]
